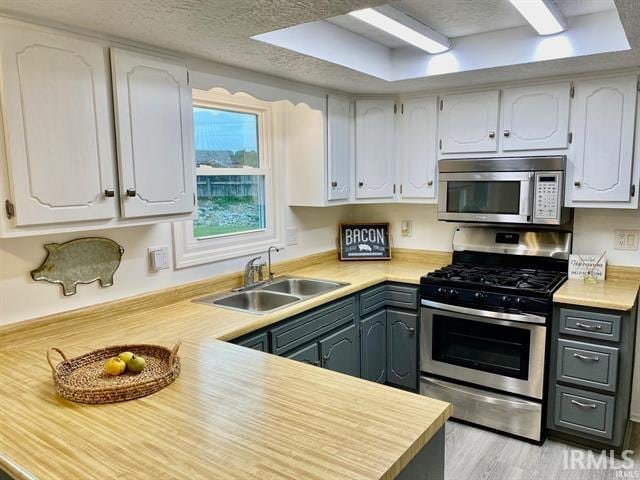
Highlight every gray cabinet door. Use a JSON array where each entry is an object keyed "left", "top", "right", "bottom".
[
  {"left": 387, "top": 309, "right": 418, "bottom": 390},
  {"left": 360, "top": 310, "right": 387, "bottom": 383},
  {"left": 286, "top": 342, "right": 320, "bottom": 366},
  {"left": 320, "top": 324, "right": 359, "bottom": 377},
  {"left": 236, "top": 332, "right": 269, "bottom": 352}
]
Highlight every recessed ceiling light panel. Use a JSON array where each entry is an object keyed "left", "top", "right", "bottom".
[
  {"left": 509, "top": 0, "right": 567, "bottom": 35},
  {"left": 349, "top": 6, "right": 451, "bottom": 54}
]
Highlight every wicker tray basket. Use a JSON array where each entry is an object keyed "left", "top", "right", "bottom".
[{"left": 47, "top": 342, "right": 181, "bottom": 404}]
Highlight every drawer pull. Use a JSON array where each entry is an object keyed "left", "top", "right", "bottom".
[
  {"left": 571, "top": 399, "right": 597, "bottom": 409},
  {"left": 575, "top": 322, "right": 602, "bottom": 331},
  {"left": 573, "top": 353, "right": 600, "bottom": 361}
]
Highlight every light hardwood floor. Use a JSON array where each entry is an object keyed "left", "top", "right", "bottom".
[{"left": 445, "top": 421, "right": 640, "bottom": 479}]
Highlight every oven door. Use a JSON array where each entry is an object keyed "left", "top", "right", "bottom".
[
  {"left": 420, "top": 301, "right": 546, "bottom": 399},
  {"left": 438, "top": 171, "right": 533, "bottom": 223}
]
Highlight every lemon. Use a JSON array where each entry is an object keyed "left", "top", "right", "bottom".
[
  {"left": 118, "top": 351, "right": 134, "bottom": 364},
  {"left": 104, "top": 357, "right": 126, "bottom": 376}
]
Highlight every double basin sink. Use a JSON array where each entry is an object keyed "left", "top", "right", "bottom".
[{"left": 194, "top": 277, "right": 350, "bottom": 314}]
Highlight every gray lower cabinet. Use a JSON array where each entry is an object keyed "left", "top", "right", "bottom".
[
  {"left": 360, "top": 309, "right": 387, "bottom": 383},
  {"left": 286, "top": 342, "right": 320, "bottom": 366},
  {"left": 387, "top": 309, "right": 418, "bottom": 390},
  {"left": 548, "top": 301, "right": 637, "bottom": 450},
  {"left": 236, "top": 331, "right": 269, "bottom": 352},
  {"left": 320, "top": 323, "right": 359, "bottom": 376}
]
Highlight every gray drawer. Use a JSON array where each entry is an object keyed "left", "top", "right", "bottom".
[
  {"left": 559, "top": 308, "right": 621, "bottom": 342},
  {"left": 360, "top": 284, "right": 418, "bottom": 316},
  {"left": 236, "top": 331, "right": 269, "bottom": 352},
  {"left": 557, "top": 339, "right": 619, "bottom": 392},
  {"left": 270, "top": 297, "right": 355, "bottom": 354},
  {"left": 554, "top": 385, "right": 615, "bottom": 439}
]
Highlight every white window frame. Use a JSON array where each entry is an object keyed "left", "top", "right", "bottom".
[{"left": 173, "top": 90, "right": 285, "bottom": 269}]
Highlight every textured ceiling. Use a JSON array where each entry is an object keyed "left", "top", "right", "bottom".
[{"left": 0, "top": 0, "right": 636, "bottom": 94}]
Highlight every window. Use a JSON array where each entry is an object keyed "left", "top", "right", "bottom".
[{"left": 173, "top": 90, "right": 284, "bottom": 268}]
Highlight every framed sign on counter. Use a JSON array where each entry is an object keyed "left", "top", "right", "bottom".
[{"left": 339, "top": 223, "right": 391, "bottom": 261}]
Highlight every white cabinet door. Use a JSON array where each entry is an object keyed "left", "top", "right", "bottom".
[
  {"left": 327, "top": 95, "right": 351, "bottom": 201},
  {"left": 401, "top": 97, "right": 438, "bottom": 199},
  {"left": 439, "top": 91, "right": 499, "bottom": 154},
  {"left": 355, "top": 99, "right": 395, "bottom": 199},
  {"left": 501, "top": 82, "right": 571, "bottom": 151},
  {"left": 0, "top": 23, "right": 117, "bottom": 226},
  {"left": 571, "top": 76, "right": 637, "bottom": 203},
  {"left": 111, "top": 49, "right": 194, "bottom": 218}
]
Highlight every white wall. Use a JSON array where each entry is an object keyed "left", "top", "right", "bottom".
[{"left": 0, "top": 206, "right": 351, "bottom": 325}]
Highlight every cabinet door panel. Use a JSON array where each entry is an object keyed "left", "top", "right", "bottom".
[
  {"left": 360, "top": 310, "right": 387, "bottom": 383},
  {"left": 111, "top": 48, "right": 194, "bottom": 218},
  {"left": 502, "top": 82, "right": 570, "bottom": 151},
  {"left": 286, "top": 343, "right": 320, "bottom": 366},
  {"left": 327, "top": 95, "right": 351, "bottom": 201},
  {"left": 571, "top": 76, "right": 637, "bottom": 203},
  {"left": 387, "top": 310, "right": 418, "bottom": 390},
  {"left": 0, "top": 23, "right": 117, "bottom": 226},
  {"left": 355, "top": 99, "right": 395, "bottom": 199},
  {"left": 439, "top": 91, "right": 499, "bottom": 154},
  {"left": 320, "top": 324, "right": 359, "bottom": 377},
  {"left": 401, "top": 97, "right": 438, "bottom": 199}
]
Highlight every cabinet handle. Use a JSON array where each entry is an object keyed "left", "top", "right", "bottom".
[
  {"left": 408, "top": 327, "right": 415, "bottom": 336},
  {"left": 104, "top": 189, "right": 115, "bottom": 198},
  {"left": 575, "top": 321, "right": 601, "bottom": 331},
  {"left": 312, "top": 360, "right": 320, "bottom": 366},
  {"left": 358, "top": 182, "right": 364, "bottom": 188},
  {"left": 503, "top": 130, "right": 510, "bottom": 137},
  {"left": 331, "top": 181, "right": 338, "bottom": 188},
  {"left": 126, "top": 189, "right": 136, "bottom": 197},
  {"left": 571, "top": 399, "right": 597, "bottom": 409},
  {"left": 574, "top": 181, "right": 581, "bottom": 187},
  {"left": 573, "top": 353, "right": 600, "bottom": 362},
  {"left": 488, "top": 131, "right": 496, "bottom": 138},
  {"left": 427, "top": 180, "right": 433, "bottom": 186},
  {"left": 321, "top": 354, "right": 330, "bottom": 367}
]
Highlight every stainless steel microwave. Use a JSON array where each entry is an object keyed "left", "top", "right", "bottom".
[{"left": 437, "top": 156, "right": 569, "bottom": 225}]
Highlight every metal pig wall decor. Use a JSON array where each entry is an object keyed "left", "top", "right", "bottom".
[{"left": 30, "top": 237, "right": 125, "bottom": 296}]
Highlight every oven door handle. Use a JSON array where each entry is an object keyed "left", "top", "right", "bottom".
[{"left": 421, "top": 299, "right": 546, "bottom": 325}]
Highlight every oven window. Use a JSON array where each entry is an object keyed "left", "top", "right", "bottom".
[
  {"left": 432, "top": 314, "right": 530, "bottom": 380},
  {"left": 447, "top": 181, "right": 521, "bottom": 214}
]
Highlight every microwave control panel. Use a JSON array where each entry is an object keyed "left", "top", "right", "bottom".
[{"left": 534, "top": 172, "right": 562, "bottom": 222}]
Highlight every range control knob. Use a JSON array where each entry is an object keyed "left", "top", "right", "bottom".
[
  {"left": 449, "top": 289, "right": 460, "bottom": 299},
  {"left": 473, "top": 292, "right": 486, "bottom": 303},
  {"left": 501, "top": 296, "right": 512, "bottom": 307},
  {"left": 437, "top": 287, "right": 448, "bottom": 298},
  {"left": 515, "top": 297, "right": 527, "bottom": 308}
]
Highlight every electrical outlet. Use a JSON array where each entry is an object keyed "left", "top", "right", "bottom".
[
  {"left": 614, "top": 229, "right": 639, "bottom": 251},
  {"left": 148, "top": 245, "right": 170, "bottom": 271},
  {"left": 401, "top": 220, "right": 413, "bottom": 237},
  {"left": 286, "top": 227, "right": 298, "bottom": 246}
]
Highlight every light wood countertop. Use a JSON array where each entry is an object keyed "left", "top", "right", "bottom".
[
  {"left": 0, "top": 251, "right": 452, "bottom": 480},
  {"left": 553, "top": 277, "right": 640, "bottom": 311}
]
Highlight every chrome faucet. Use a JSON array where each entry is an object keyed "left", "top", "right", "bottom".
[
  {"left": 267, "top": 246, "right": 280, "bottom": 281},
  {"left": 243, "top": 256, "right": 266, "bottom": 289}
]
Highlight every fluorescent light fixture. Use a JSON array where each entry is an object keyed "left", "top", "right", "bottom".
[
  {"left": 509, "top": 0, "right": 567, "bottom": 35},
  {"left": 349, "top": 6, "right": 450, "bottom": 54}
]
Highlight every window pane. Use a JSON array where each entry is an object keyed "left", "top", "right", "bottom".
[
  {"left": 194, "top": 107, "right": 259, "bottom": 168},
  {"left": 195, "top": 175, "right": 265, "bottom": 238}
]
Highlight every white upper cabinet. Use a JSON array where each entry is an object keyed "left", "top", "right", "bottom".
[
  {"left": 355, "top": 99, "right": 395, "bottom": 199},
  {"left": 501, "top": 82, "right": 571, "bottom": 151},
  {"left": 570, "top": 75, "right": 637, "bottom": 205},
  {"left": 400, "top": 97, "right": 438, "bottom": 199},
  {"left": 439, "top": 91, "right": 500, "bottom": 154},
  {"left": 327, "top": 95, "right": 351, "bottom": 201},
  {"left": 111, "top": 49, "right": 195, "bottom": 218},
  {"left": 0, "top": 23, "right": 117, "bottom": 226}
]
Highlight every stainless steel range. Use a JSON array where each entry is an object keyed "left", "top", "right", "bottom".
[{"left": 420, "top": 227, "right": 572, "bottom": 442}]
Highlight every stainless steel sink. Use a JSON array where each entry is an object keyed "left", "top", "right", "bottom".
[
  {"left": 193, "top": 276, "right": 349, "bottom": 314},
  {"left": 261, "top": 278, "right": 346, "bottom": 297}
]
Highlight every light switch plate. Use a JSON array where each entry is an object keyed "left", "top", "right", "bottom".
[
  {"left": 614, "top": 230, "right": 639, "bottom": 251},
  {"left": 148, "top": 245, "right": 170, "bottom": 271}
]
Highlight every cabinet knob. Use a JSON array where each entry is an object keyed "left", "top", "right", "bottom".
[
  {"left": 126, "top": 189, "right": 136, "bottom": 197},
  {"left": 321, "top": 354, "right": 330, "bottom": 366},
  {"left": 427, "top": 180, "right": 433, "bottom": 186},
  {"left": 503, "top": 130, "right": 510, "bottom": 137},
  {"left": 488, "top": 131, "right": 496, "bottom": 138},
  {"left": 104, "top": 189, "right": 115, "bottom": 198},
  {"left": 574, "top": 181, "right": 581, "bottom": 187},
  {"left": 358, "top": 181, "right": 364, "bottom": 188},
  {"left": 408, "top": 327, "right": 415, "bottom": 336},
  {"left": 312, "top": 360, "right": 320, "bottom": 366},
  {"left": 331, "top": 181, "right": 338, "bottom": 188}
]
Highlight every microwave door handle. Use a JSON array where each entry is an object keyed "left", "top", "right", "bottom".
[{"left": 520, "top": 174, "right": 534, "bottom": 217}]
